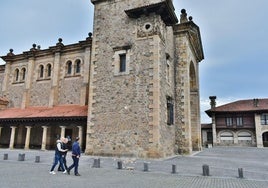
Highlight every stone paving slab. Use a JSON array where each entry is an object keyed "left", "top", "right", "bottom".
[{"left": 0, "top": 147, "right": 268, "bottom": 188}]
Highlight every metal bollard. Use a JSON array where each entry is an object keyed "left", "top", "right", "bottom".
[
  {"left": 117, "top": 160, "right": 123, "bottom": 169},
  {"left": 238, "top": 168, "right": 244, "bottom": 178},
  {"left": 172, "top": 164, "right": 177, "bottom": 174},
  {"left": 92, "top": 158, "right": 100, "bottom": 168},
  {"left": 18, "top": 153, "right": 25, "bottom": 161},
  {"left": 143, "top": 162, "right": 149, "bottom": 172},
  {"left": 3, "top": 153, "right": 8, "bottom": 160},
  {"left": 202, "top": 164, "right": 210, "bottom": 176},
  {"left": 35, "top": 156, "right": 40, "bottom": 163}
]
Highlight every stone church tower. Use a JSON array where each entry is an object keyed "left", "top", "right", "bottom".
[{"left": 86, "top": 0, "right": 204, "bottom": 158}]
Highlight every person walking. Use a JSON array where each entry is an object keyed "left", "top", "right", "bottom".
[
  {"left": 49, "top": 137, "right": 68, "bottom": 175},
  {"left": 57, "top": 137, "right": 69, "bottom": 171},
  {"left": 67, "top": 137, "right": 81, "bottom": 176}
]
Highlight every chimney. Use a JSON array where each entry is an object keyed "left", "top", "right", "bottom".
[
  {"left": 209, "top": 96, "right": 217, "bottom": 109},
  {"left": 253, "top": 98, "right": 259, "bottom": 107}
]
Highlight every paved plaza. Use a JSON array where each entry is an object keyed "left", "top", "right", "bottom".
[{"left": 0, "top": 147, "right": 268, "bottom": 188}]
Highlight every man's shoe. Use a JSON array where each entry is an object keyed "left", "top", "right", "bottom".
[
  {"left": 49, "top": 171, "right": 56, "bottom": 175},
  {"left": 63, "top": 170, "right": 67, "bottom": 174},
  {"left": 75, "top": 173, "right": 81, "bottom": 176}
]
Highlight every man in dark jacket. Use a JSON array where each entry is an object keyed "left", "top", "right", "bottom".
[{"left": 67, "top": 137, "right": 81, "bottom": 176}]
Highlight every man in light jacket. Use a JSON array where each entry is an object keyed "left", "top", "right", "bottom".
[{"left": 49, "top": 137, "right": 68, "bottom": 175}]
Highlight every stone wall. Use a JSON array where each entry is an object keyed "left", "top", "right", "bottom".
[
  {"left": 87, "top": 0, "right": 180, "bottom": 158},
  {"left": 1, "top": 49, "right": 88, "bottom": 108}
]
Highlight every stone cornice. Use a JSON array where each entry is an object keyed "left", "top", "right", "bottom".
[
  {"left": 174, "top": 21, "right": 204, "bottom": 62},
  {"left": 1, "top": 34, "right": 92, "bottom": 63},
  {"left": 125, "top": 0, "right": 178, "bottom": 26}
]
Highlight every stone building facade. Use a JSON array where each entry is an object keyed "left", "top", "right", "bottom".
[{"left": 0, "top": 0, "right": 204, "bottom": 158}]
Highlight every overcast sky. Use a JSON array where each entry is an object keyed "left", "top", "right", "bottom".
[{"left": 0, "top": 0, "right": 267, "bottom": 123}]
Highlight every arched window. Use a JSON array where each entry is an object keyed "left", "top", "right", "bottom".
[
  {"left": 67, "top": 61, "right": 72, "bottom": 75},
  {"left": 47, "top": 64, "right": 52, "bottom": 77},
  {"left": 21, "top": 68, "right": 26, "bottom": 81},
  {"left": 39, "top": 65, "right": 44, "bottom": 78},
  {"left": 15, "top": 69, "right": 19, "bottom": 81},
  {"left": 75, "top": 59, "right": 81, "bottom": 74}
]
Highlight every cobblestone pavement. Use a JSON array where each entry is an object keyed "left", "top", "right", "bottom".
[{"left": 0, "top": 147, "right": 268, "bottom": 188}]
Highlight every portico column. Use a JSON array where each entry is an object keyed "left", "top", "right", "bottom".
[
  {"left": 9, "top": 126, "right": 17, "bottom": 149},
  {"left": 0, "top": 127, "right": 2, "bottom": 138},
  {"left": 24, "top": 126, "right": 32, "bottom": 149},
  {"left": 212, "top": 114, "right": 217, "bottom": 145},
  {"left": 77, "top": 126, "right": 83, "bottom": 147},
  {"left": 60, "top": 126, "right": 66, "bottom": 138},
  {"left": 41, "top": 126, "right": 48, "bottom": 150}
]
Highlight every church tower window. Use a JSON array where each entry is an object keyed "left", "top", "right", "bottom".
[
  {"left": 119, "top": 54, "right": 126, "bottom": 72},
  {"left": 167, "top": 97, "right": 174, "bottom": 125},
  {"left": 112, "top": 46, "right": 131, "bottom": 76}
]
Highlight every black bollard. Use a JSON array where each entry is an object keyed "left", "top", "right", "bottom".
[
  {"left": 18, "top": 153, "right": 25, "bottom": 161},
  {"left": 143, "top": 162, "right": 149, "bottom": 172},
  {"left": 35, "top": 156, "right": 40, "bottom": 163},
  {"left": 117, "top": 160, "right": 123, "bottom": 169},
  {"left": 238, "top": 168, "right": 244, "bottom": 178},
  {"left": 202, "top": 164, "right": 210, "bottom": 176},
  {"left": 172, "top": 164, "right": 177, "bottom": 174},
  {"left": 92, "top": 158, "right": 100, "bottom": 168},
  {"left": 3, "top": 153, "right": 8, "bottom": 160}
]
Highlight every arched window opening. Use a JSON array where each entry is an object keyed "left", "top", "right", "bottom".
[
  {"left": 15, "top": 69, "right": 19, "bottom": 81},
  {"left": 75, "top": 59, "right": 81, "bottom": 74},
  {"left": 189, "top": 62, "right": 197, "bottom": 91},
  {"left": 67, "top": 61, "right": 72, "bottom": 75},
  {"left": 39, "top": 65, "right": 44, "bottom": 78},
  {"left": 47, "top": 64, "right": 52, "bottom": 77},
  {"left": 262, "top": 132, "right": 268, "bottom": 147},
  {"left": 21, "top": 68, "right": 26, "bottom": 81}
]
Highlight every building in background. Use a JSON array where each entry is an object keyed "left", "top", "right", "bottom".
[
  {"left": 0, "top": 0, "right": 204, "bottom": 158},
  {"left": 204, "top": 97, "right": 268, "bottom": 148}
]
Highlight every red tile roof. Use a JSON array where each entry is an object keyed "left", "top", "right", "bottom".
[
  {"left": 206, "top": 98, "right": 268, "bottom": 116},
  {"left": 0, "top": 105, "right": 88, "bottom": 120}
]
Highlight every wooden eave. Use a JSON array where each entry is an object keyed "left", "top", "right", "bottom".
[{"left": 0, "top": 116, "right": 86, "bottom": 123}]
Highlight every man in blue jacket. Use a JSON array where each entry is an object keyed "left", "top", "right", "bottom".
[{"left": 67, "top": 137, "right": 81, "bottom": 176}]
